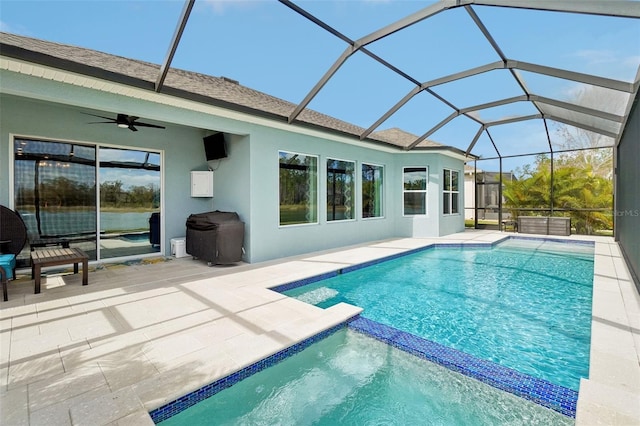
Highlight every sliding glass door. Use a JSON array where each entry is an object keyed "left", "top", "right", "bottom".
[
  {"left": 99, "top": 147, "right": 160, "bottom": 259},
  {"left": 13, "top": 138, "right": 161, "bottom": 264}
]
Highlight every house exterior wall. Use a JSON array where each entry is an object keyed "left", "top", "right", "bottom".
[
  {"left": 246, "top": 126, "right": 400, "bottom": 263},
  {"left": 0, "top": 94, "right": 212, "bottom": 254},
  {"left": 436, "top": 154, "right": 466, "bottom": 236},
  {"left": 0, "top": 68, "right": 466, "bottom": 265}
]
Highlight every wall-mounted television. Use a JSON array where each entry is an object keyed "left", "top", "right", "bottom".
[{"left": 203, "top": 133, "right": 227, "bottom": 160}]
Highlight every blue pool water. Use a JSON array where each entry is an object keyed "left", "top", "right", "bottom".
[
  {"left": 151, "top": 237, "right": 593, "bottom": 423},
  {"left": 158, "top": 328, "right": 572, "bottom": 426},
  {"left": 285, "top": 238, "right": 594, "bottom": 391}
]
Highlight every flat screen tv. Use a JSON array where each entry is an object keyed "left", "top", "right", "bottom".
[{"left": 203, "top": 133, "right": 227, "bottom": 160}]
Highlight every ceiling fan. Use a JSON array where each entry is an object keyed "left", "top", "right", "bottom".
[{"left": 85, "top": 113, "right": 165, "bottom": 132}]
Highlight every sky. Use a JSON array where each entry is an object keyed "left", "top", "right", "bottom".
[{"left": 1, "top": 0, "right": 639, "bottom": 169}]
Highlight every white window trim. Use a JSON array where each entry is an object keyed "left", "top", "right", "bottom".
[
  {"left": 443, "top": 168, "right": 460, "bottom": 216},
  {"left": 403, "top": 166, "right": 428, "bottom": 217}
]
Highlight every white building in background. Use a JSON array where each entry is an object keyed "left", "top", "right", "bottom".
[{"left": 464, "top": 165, "right": 515, "bottom": 222}]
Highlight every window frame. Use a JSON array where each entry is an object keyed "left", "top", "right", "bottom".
[
  {"left": 443, "top": 168, "right": 460, "bottom": 215},
  {"left": 278, "top": 150, "right": 319, "bottom": 227},
  {"left": 361, "top": 162, "right": 384, "bottom": 219},
  {"left": 402, "top": 166, "right": 428, "bottom": 216},
  {"left": 11, "top": 134, "right": 163, "bottom": 262},
  {"left": 326, "top": 157, "right": 356, "bottom": 223}
]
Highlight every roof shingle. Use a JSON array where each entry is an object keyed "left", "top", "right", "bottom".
[{"left": 1, "top": 32, "right": 455, "bottom": 152}]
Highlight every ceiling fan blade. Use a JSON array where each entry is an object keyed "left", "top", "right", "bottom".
[
  {"left": 133, "top": 122, "right": 166, "bottom": 129},
  {"left": 83, "top": 113, "right": 117, "bottom": 122},
  {"left": 82, "top": 112, "right": 164, "bottom": 130},
  {"left": 116, "top": 113, "right": 130, "bottom": 122}
]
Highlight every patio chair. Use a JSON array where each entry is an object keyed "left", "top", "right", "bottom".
[{"left": 0, "top": 205, "right": 28, "bottom": 301}]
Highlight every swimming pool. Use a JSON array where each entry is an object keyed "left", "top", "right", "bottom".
[
  {"left": 155, "top": 327, "right": 572, "bottom": 426},
  {"left": 151, "top": 236, "right": 593, "bottom": 423},
  {"left": 283, "top": 237, "right": 594, "bottom": 392}
]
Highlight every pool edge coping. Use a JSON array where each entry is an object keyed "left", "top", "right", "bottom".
[{"left": 151, "top": 235, "right": 592, "bottom": 423}]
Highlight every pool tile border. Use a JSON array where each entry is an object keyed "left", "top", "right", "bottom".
[
  {"left": 269, "top": 270, "right": 340, "bottom": 293},
  {"left": 510, "top": 235, "right": 595, "bottom": 246},
  {"left": 149, "top": 321, "right": 348, "bottom": 424},
  {"left": 272, "top": 236, "right": 592, "bottom": 294},
  {"left": 272, "top": 235, "right": 589, "bottom": 417},
  {"left": 348, "top": 317, "right": 578, "bottom": 418},
  {"left": 149, "top": 314, "right": 577, "bottom": 423},
  {"left": 151, "top": 236, "right": 588, "bottom": 423}
]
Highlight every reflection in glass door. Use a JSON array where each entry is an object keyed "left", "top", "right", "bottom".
[
  {"left": 13, "top": 138, "right": 98, "bottom": 265},
  {"left": 13, "top": 138, "right": 161, "bottom": 264},
  {"left": 99, "top": 147, "right": 161, "bottom": 259}
]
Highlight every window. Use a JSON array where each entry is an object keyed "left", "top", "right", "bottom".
[
  {"left": 443, "top": 169, "right": 460, "bottom": 215},
  {"left": 403, "top": 167, "right": 427, "bottom": 215},
  {"left": 362, "top": 163, "right": 384, "bottom": 218},
  {"left": 327, "top": 158, "right": 355, "bottom": 221},
  {"left": 279, "top": 151, "right": 318, "bottom": 225}
]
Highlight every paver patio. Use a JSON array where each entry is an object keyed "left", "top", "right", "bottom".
[{"left": 1, "top": 231, "right": 638, "bottom": 425}]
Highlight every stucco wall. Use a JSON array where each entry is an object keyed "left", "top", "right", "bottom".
[
  {"left": 246, "top": 126, "right": 399, "bottom": 263},
  {"left": 245, "top": 127, "right": 465, "bottom": 263},
  {"left": 0, "top": 94, "right": 212, "bottom": 255},
  {"left": 1, "top": 69, "right": 466, "bottom": 265}
]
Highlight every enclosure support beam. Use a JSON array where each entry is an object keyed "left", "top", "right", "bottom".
[
  {"left": 464, "top": 0, "right": 640, "bottom": 19},
  {"left": 155, "top": 0, "right": 194, "bottom": 92}
]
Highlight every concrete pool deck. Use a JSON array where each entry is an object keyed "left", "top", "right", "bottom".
[{"left": 0, "top": 230, "right": 638, "bottom": 425}]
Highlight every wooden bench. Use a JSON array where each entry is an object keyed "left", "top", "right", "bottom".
[{"left": 31, "top": 248, "right": 88, "bottom": 294}]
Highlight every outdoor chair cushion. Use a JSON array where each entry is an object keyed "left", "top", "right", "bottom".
[
  {"left": 0, "top": 254, "right": 15, "bottom": 280},
  {"left": 0, "top": 254, "right": 16, "bottom": 302}
]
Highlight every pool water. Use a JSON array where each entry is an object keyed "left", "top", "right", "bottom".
[
  {"left": 158, "top": 328, "right": 572, "bottom": 426},
  {"left": 285, "top": 238, "right": 594, "bottom": 391}
]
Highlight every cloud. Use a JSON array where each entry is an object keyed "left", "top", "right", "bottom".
[
  {"left": 0, "top": 20, "right": 17, "bottom": 33},
  {"left": 572, "top": 49, "right": 640, "bottom": 81},
  {"left": 573, "top": 49, "right": 617, "bottom": 65},
  {"left": 0, "top": 20, "right": 32, "bottom": 36},
  {"left": 199, "top": 0, "right": 260, "bottom": 15},
  {"left": 623, "top": 55, "right": 640, "bottom": 68}
]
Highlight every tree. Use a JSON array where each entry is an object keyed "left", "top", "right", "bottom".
[
  {"left": 503, "top": 156, "right": 613, "bottom": 234},
  {"left": 502, "top": 155, "right": 551, "bottom": 218},
  {"left": 100, "top": 180, "right": 124, "bottom": 207},
  {"left": 501, "top": 85, "right": 616, "bottom": 234}
]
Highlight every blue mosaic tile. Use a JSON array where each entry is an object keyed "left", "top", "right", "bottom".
[
  {"left": 510, "top": 235, "right": 595, "bottom": 246},
  {"left": 149, "top": 321, "right": 351, "bottom": 424},
  {"left": 269, "top": 270, "right": 340, "bottom": 293},
  {"left": 266, "top": 236, "right": 589, "bottom": 419},
  {"left": 149, "top": 313, "right": 579, "bottom": 423},
  {"left": 347, "top": 316, "right": 578, "bottom": 418},
  {"left": 272, "top": 241, "right": 512, "bottom": 294},
  {"left": 274, "top": 236, "right": 595, "bottom": 296}
]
